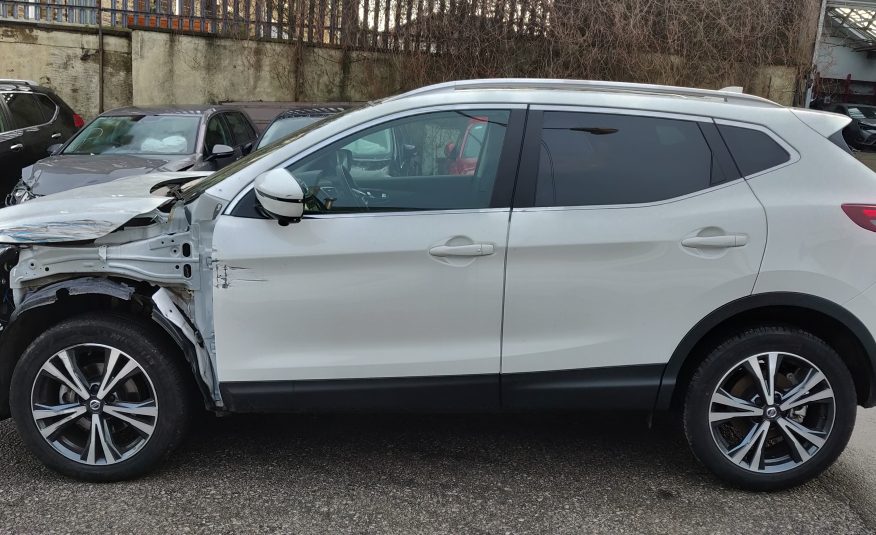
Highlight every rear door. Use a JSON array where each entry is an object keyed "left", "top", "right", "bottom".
[{"left": 501, "top": 107, "right": 768, "bottom": 409}]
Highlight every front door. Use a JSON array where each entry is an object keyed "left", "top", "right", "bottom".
[{"left": 212, "top": 107, "right": 524, "bottom": 409}]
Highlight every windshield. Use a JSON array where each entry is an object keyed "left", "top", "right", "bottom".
[
  {"left": 64, "top": 115, "right": 201, "bottom": 155},
  {"left": 181, "top": 106, "right": 362, "bottom": 201},
  {"left": 847, "top": 106, "right": 876, "bottom": 120},
  {"left": 257, "top": 117, "right": 322, "bottom": 149}
]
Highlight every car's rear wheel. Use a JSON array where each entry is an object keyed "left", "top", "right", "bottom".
[
  {"left": 10, "top": 314, "right": 193, "bottom": 481},
  {"left": 683, "top": 326, "right": 856, "bottom": 491}
]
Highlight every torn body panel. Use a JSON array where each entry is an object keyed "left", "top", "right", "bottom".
[{"left": 0, "top": 184, "right": 226, "bottom": 411}]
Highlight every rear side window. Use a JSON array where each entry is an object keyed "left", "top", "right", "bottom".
[
  {"left": 4, "top": 93, "right": 47, "bottom": 127},
  {"left": 535, "top": 112, "right": 718, "bottom": 206},
  {"left": 717, "top": 124, "right": 790, "bottom": 176},
  {"left": 35, "top": 94, "right": 58, "bottom": 122}
]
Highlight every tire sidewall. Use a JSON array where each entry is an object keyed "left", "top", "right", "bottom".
[
  {"left": 10, "top": 314, "right": 190, "bottom": 481},
  {"left": 684, "top": 329, "right": 857, "bottom": 491}
]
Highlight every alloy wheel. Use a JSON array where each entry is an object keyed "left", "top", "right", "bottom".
[
  {"left": 709, "top": 351, "right": 835, "bottom": 473},
  {"left": 29, "top": 344, "right": 159, "bottom": 466}
]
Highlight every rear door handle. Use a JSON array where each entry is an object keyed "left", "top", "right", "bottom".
[
  {"left": 429, "top": 243, "right": 495, "bottom": 257},
  {"left": 10, "top": 144, "right": 23, "bottom": 152},
  {"left": 50, "top": 133, "right": 62, "bottom": 139},
  {"left": 681, "top": 235, "right": 748, "bottom": 249}
]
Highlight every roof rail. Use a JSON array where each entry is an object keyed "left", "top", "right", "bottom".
[
  {"left": 0, "top": 79, "right": 37, "bottom": 86},
  {"left": 388, "top": 79, "right": 781, "bottom": 107}
]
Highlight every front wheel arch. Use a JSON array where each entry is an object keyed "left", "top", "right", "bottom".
[
  {"left": 0, "top": 281, "right": 210, "bottom": 418},
  {"left": 659, "top": 292, "right": 876, "bottom": 411}
]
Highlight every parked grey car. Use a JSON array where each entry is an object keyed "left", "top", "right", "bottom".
[{"left": 8, "top": 105, "right": 257, "bottom": 204}]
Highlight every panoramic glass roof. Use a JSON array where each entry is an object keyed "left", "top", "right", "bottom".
[{"left": 828, "top": 6, "right": 876, "bottom": 49}]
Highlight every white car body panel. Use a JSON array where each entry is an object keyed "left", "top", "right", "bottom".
[
  {"left": 502, "top": 180, "right": 767, "bottom": 374},
  {"left": 748, "top": 114, "right": 876, "bottom": 304},
  {"left": 212, "top": 210, "right": 510, "bottom": 382}
]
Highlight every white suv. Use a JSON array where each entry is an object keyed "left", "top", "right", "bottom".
[{"left": 0, "top": 79, "right": 872, "bottom": 490}]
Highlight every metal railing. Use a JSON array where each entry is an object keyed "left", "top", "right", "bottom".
[{"left": 0, "top": 0, "right": 551, "bottom": 51}]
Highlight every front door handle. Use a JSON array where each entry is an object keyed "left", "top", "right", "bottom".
[
  {"left": 429, "top": 243, "right": 495, "bottom": 257},
  {"left": 681, "top": 234, "right": 748, "bottom": 249},
  {"left": 10, "top": 144, "right": 23, "bottom": 152},
  {"left": 50, "top": 132, "right": 62, "bottom": 139}
]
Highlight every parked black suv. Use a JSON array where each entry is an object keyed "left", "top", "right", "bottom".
[
  {"left": 256, "top": 107, "right": 347, "bottom": 150},
  {"left": 0, "top": 80, "right": 82, "bottom": 196}
]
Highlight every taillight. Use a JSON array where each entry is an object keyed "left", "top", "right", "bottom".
[
  {"left": 842, "top": 204, "right": 876, "bottom": 232},
  {"left": 72, "top": 113, "right": 85, "bottom": 129}
]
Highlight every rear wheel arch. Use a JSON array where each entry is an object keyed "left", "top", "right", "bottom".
[
  {"left": 0, "top": 277, "right": 209, "bottom": 418},
  {"left": 658, "top": 292, "right": 876, "bottom": 411}
]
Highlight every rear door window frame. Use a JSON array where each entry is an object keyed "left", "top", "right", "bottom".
[{"left": 513, "top": 106, "right": 744, "bottom": 210}]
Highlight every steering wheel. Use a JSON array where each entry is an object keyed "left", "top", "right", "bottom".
[{"left": 331, "top": 149, "right": 368, "bottom": 209}]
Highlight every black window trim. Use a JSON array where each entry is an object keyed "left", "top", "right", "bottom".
[
  {"left": 513, "top": 104, "right": 744, "bottom": 211},
  {"left": 3, "top": 90, "right": 56, "bottom": 129},
  {"left": 713, "top": 118, "right": 799, "bottom": 179},
  {"left": 226, "top": 103, "right": 528, "bottom": 218}
]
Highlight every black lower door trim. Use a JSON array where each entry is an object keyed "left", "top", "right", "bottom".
[
  {"left": 220, "top": 374, "right": 501, "bottom": 413},
  {"left": 501, "top": 365, "right": 664, "bottom": 410},
  {"left": 220, "top": 364, "right": 664, "bottom": 413}
]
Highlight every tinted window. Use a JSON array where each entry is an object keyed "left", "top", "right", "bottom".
[
  {"left": 535, "top": 112, "right": 716, "bottom": 206},
  {"left": 205, "top": 115, "right": 232, "bottom": 151},
  {"left": 717, "top": 124, "right": 790, "bottom": 176},
  {"left": 35, "top": 94, "right": 57, "bottom": 122},
  {"left": 257, "top": 116, "right": 319, "bottom": 149},
  {"left": 285, "top": 109, "right": 510, "bottom": 213},
  {"left": 4, "top": 93, "right": 46, "bottom": 128},
  {"left": 226, "top": 112, "right": 255, "bottom": 144}
]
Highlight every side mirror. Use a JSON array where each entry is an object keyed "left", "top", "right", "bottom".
[
  {"left": 47, "top": 143, "right": 63, "bottom": 155},
  {"left": 254, "top": 168, "right": 304, "bottom": 224},
  {"left": 205, "top": 144, "right": 234, "bottom": 161}
]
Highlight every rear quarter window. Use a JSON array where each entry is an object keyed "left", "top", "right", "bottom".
[{"left": 717, "top": 124, "right": 790, "bottom": 176}]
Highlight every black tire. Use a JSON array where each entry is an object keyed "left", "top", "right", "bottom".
[
  {"left": 9, "top": 313, "right": 193, "bottom": 481},
  {"left": 683, "top": 326, "right": 857, "bottom": 491}
]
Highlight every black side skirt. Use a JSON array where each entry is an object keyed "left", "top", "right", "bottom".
[{"left": 219, "top": 364, "right": 664, "bottom": 413}]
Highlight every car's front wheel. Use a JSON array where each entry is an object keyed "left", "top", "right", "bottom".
[
  {"left": 10, "top": 314, "right": 193, "bottom": 481},
  {"left": 683, "top": 326, "right": 856, "bottom": 491}
]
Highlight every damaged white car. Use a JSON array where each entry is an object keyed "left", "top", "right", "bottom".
[{"left": 2, "top": 79, "right": 876, "bottom": 491}]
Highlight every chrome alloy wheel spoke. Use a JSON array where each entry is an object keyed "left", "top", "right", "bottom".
[
  {"left": 31, "top": 344, "right": 159, "bottom": 466},
  {"left": 709, "top": 352, "right": 835, "bottom": 474}
]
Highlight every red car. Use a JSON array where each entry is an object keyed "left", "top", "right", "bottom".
[{"left": 444, "top": 116, "right": 488, "bottom": 175}]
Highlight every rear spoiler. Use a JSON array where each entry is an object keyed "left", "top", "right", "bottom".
[{"left": 791, "top": 108, "right": 852, "bottom": 137}]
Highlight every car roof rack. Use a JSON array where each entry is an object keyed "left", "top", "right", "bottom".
[
  {"left": 0, "top": 78, "right": 37, "bottom": 85},
  {"left": 387, "top": 78, "right": 780, "bottom": 108}
]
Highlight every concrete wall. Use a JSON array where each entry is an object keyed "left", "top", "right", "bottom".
[
  {"left": 0, "top": 23, "right": 132, "bottom": 119},
  {"left": 130, "top": 30, "right": 400, "bottom": 106},
  {"left": 0, "top": 21, "right": 797, "bottom": 118}
]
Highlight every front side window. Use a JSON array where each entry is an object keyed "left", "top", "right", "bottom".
[
  {"left": 285, "top": 109, "right": 510, "bottom": 214},
  {"left": 204, "top": 115, "right": 232, "bottom": 152},
  {"left": 535, "top": 112, "right": 718, "bottom": 206},
  {"left": 226, "top": 112, "right": 255, "bottom": 144},
  {"left": 5, "top": 93, "right": 46, "bottom": 128},
  {"left": 64, "top": 115, "right": 200, "bottom": 155}
]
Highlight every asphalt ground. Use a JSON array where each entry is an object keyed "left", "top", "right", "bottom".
[{"left": 0, "top": 406, "right": 875, "bottom": 534}]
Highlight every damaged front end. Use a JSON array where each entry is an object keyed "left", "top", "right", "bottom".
[{"left": 0, "top": 173, "right": 223, "bottom": 418}]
